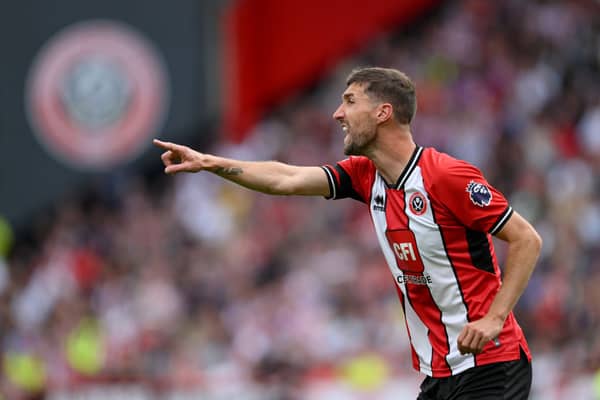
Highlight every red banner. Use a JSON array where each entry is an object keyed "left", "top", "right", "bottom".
[{"left": 221, "top": 0, "right": 442, "bottom": 142}]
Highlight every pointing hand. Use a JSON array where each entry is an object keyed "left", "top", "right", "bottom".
[{"left": 153, "top": 139, "right": 206, "bottom": 174}]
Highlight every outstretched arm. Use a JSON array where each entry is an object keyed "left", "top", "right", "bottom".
[
  {"left": 153, "top": 139, "right": 331, "bottom": 197},
  {"left": 457, "top": 211, "right": 542, "bottom": 354}
]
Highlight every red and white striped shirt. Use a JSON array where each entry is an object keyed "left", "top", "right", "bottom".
[{"left": 322, "top": 146, "right": 531, "bottom": 377}]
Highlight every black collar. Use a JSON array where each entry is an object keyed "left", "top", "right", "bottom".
[{"left": 378, "top": 146, "right": 424, "bottom": 189}]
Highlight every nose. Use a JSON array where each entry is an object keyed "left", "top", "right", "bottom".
[{"left": 332, "top": 104, "right": 344, "bottom": 121}]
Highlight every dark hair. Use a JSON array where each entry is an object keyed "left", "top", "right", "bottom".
[{"left": 346, "top": 67, "right": 417, "bottom": 124}]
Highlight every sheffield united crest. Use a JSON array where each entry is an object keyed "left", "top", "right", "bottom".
[
  {"left": 25, "top": 20, "right": 170, "bottom": 170},
  {"left": 409, "top": 191, "right": 427, "bottom": 215}
]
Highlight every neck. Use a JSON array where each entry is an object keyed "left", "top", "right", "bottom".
[{"left": 368, "top": 126, "right": 416, "bottom": 185}]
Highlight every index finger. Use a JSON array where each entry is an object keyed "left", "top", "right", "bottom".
[{"left": 153, "top": 139, "right": 182, "bottom": 151}]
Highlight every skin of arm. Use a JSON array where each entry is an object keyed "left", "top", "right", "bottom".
[
  {"left": 153, "top": 139, "right": 331, "bottom": 197},
  {"left": 457, "top": 211, "right": 542, "bottom": 354}
]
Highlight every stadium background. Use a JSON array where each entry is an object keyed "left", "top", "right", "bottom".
[{"left": 1, "top": 0, "right": 599, "bottom": 398}]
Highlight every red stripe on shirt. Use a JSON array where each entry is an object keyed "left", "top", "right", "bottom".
[{"left": 385, "top": 190, "right": 451, "bottom": 376}]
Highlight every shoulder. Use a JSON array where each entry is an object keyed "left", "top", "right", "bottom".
[
  {"left": 326, "top": 156, "right": 376, "bottom": 203},
  {"left": 419, "top": 147, "right": 480, "bottom": 180},
  {"left": 338, "top": 155, "right": 376, "bottom": 177},
  {"left": 419, "top": 148, "right": 488, "bottom": 200}
]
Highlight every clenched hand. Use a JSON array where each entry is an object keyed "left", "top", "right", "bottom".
[{"left": 457, "top": 315, "right": 504, "bottom": 355}]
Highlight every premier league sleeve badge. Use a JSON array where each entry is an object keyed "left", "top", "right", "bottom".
[{"left": 466, "top": 181, "right": 492, "bottom": 207}]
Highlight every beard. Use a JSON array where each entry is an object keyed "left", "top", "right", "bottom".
[
  {"left": 343, "top": 124, "right": 376, "bottom": 156},
  {"left": 343, "top": 138, "right": 364, "bottom": 156}
]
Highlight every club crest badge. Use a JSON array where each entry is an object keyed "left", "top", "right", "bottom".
[
  {"left": 25, "top": 20, "right": 170, "bottom": 170},
  {"left": 409, "top": 191, "right": 427, "bottom": 215},
  {"left": 466, "top": 181, "right": 492, "bottom": 207}
]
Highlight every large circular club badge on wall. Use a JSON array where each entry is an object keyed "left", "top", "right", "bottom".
[{"left": 26, "top": 20, "right": 170, "bottom": 170}]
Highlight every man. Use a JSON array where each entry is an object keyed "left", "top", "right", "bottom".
[{"left": 154, "top": 67, "right": 542, "bottom": 399}]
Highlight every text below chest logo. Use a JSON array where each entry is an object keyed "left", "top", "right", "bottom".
[
  {"left": 466, "top": 181, "right": 492, "bottom": 207},
  {"left": 373, "top": 194, "right": 386, "bottom": 212},
  {"left": 409, "top": 191, "right": 427, "bottom": 215}
]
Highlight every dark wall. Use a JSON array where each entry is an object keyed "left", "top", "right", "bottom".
[{"left": 0, "top": 0, "right": 221, "bottom": 227}]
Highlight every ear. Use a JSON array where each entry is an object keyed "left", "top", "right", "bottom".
[{"left": 376, "top": 103, "right": 393, "bottom": 123}]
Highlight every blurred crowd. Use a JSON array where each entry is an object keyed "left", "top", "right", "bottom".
[{"left": 2, "top": 0, "right": 600, "bottom": 399}]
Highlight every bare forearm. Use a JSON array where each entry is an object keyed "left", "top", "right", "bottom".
[
  {"left": 153, "top": 139, "right": 329, "bottom": 196},
  {"left": 487, "top": 234, "right": 542, "bottom": 322},
  {"left": 206, "top": 156, "right": 293, "bottom": 194},
  {"left": 457, "top": 211, "right": 541, "bottom": 355},
  {"left": 205, "top": 155, "right": 328, "bottom": 196}
]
